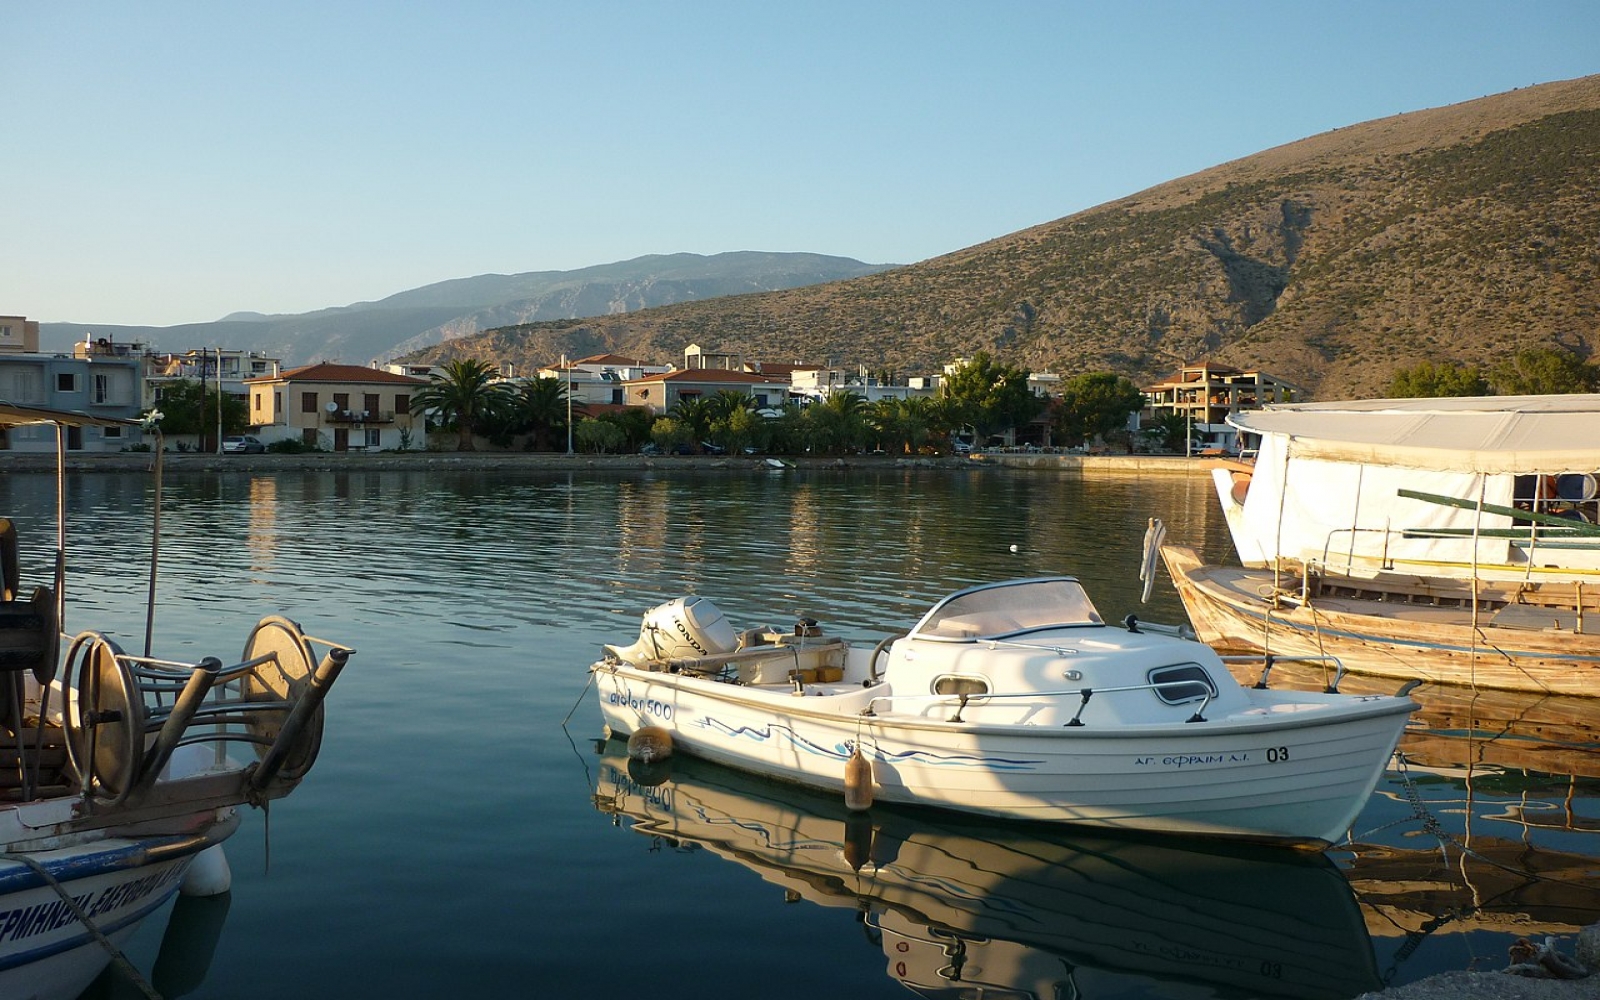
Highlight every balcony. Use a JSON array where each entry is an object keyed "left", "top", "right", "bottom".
[{"left": 324, "top": 409, "right": 397, "bottom": 425}]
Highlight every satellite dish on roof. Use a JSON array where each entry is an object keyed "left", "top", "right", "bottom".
[{"left": 325, "top": 402, "right": 338, "bottom": 412}]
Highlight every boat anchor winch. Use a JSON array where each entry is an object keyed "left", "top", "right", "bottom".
[{"left": 60, "top": 615, "right": 353, "bottom": 814}]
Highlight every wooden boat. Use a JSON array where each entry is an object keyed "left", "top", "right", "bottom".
[
  {"left": 0, "top": 403, "right": 353, "bottom": 1000},
  {"left": 591, "top": 575, "right": 1416, "bottom": 847},
  {"left": 1161, "top": 544, "right": 1600, "bottom": 697},
  {"left": 592, "top": 740, "right": 1383, "bottom": 1000},
  {"left": 1161, "top": 394, "right": 1600, "bottom": 695}
]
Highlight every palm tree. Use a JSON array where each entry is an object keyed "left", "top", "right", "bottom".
[
  {"left": 515, "top": 375, "right": 571, "bottom": 451},
  {"left": 413, "top": 359, "right": 514, "bottom": 452},
  {"left": 669, "top": 396, "right": 716, "bottom": 452}
]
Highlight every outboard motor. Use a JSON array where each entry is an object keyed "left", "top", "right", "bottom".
[{"left": 605, "top": 597, "right": 739, "bottom": 667}]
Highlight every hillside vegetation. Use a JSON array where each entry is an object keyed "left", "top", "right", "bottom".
[{"left": 406, "top": 76, "right": 1600, "bottom": 400}]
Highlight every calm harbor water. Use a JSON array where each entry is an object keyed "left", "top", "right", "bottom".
[{"left": 0, "top": 464, "right": 1594, "bottom": 999}]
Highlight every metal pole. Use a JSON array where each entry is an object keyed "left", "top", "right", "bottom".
[{"left": 215, "top": 346, "right": 223, "bottom": 453}]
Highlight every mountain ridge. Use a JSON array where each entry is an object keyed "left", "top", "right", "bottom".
[
  {"left": 405, "top": 75, "right": 1600, "bottom": 399},
  {"left": 39, "top": 251, "right": 897, "bottom": 366}
]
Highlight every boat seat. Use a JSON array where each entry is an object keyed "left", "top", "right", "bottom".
[{"left": 0, "top": 519, "right": 59, "bottom": 683}]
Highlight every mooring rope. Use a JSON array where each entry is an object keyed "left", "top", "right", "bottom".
[{"left": 0, "top": 851, "right": 163, "bottom": 1000}]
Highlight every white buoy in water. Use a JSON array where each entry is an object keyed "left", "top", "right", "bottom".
[
  {"left": 1009, "top": 544, "right": 1019, "bottom": 553},
  {"left": 627, "top": 726, "right": 674, "bottom": 764},
  {"left": 179, "top": 845, "right": 232, "bottom": 897},
  {"left": 843, "top": 748, "right": 874, "bottom": 812}
]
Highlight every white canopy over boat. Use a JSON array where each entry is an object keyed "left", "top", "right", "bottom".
[
  {"left": 1222, "top": 394, "right": 1600, "bottom": 577},
  {"left": 1232, "top": 394, "right": 1600, "bottom": 474}
]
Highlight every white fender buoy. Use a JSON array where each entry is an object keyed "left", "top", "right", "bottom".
[
  {"left": 179, "top": 845, "right": 232, "bottom": 897},
  {"left": 843, "top": 748, "right": 874, "bottom": 812},
  {"left": 627, "top": 726, "right": 673, "bottom": 764}
]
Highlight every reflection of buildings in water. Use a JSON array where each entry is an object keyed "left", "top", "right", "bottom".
[
  {"left": 592, "top": 742, "right": 1382, "bottom": 1000},
  {"left": 785, "top": 483, "right": 823, "bottom": 579},
  {"left": 246, "top": 477, "right": 279, "bottom": 582},
  {"left": 611, "top": 481, "right": 680, "bottom": 581}
]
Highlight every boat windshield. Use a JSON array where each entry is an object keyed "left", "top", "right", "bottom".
[{"left": 911, "top": 578, "right": 1104, "bottom": 640}]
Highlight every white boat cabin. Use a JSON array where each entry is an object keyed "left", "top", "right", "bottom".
[{"left": 1219, "top": 394, "right": 1600, "bottom": 583}]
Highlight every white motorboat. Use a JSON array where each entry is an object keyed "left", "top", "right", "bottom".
[
  {"left": 1160, "top": 394, "right": 1600, "bottom": 695},
  {"left": 591, "top": 575, "right": 1417, "bottom": 847},
  {"left": 0, "top": 403, "right": 353, "bottom": 1000},
  {"left": 592, "top": 741, "right": 1384, "bottom": 1000}
]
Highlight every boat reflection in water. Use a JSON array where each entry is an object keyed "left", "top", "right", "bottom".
[{"left": 591, "top": 741, "right": 1382, "bottom": 1000}]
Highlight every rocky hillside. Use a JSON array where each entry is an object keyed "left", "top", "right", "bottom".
[{"left": 406, "top": 75, "right": 1600, "bottom": 399}]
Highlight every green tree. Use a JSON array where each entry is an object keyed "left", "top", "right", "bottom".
[
  {"left": 1143, "top": 410, "right": 1198, "bottom": 453},
  {"left": 805, "top": 391, "right": 868, "bottom": 454},
  {"left": 574, "top": 418, "right": 625, "bottom": 454},
  {"left": 594, "top": 407, "right": 655, "bottom": 452},
  {"left": 413, "top": 359, "right": 515, "bottom": 452},
  {"left": 669, "top": 397, "right": 717, "bottom": 452},
  {"left": 513, "top": 375, "right": 571, "bottom": 451},
  {"left": 1489, "top": 347, "right": 1599, "bottom": 395},
  {"left": 1055, "top": 372, "right": 1145, "bottom": 447},
  {"left": 1388, "top": 360, "right": 1489, "bottom": 397},
  {"left": 941, "top": 353, "right": 1044, "bottom": 443},
  {"left": 150, "top": 379, "right": 249, "bottom": 440},
  {"left": 650, "top": 416, "right": 692, "bottom": 452},
  {"left": 869, "top": 396, "right": 938, "bottom": 455}
]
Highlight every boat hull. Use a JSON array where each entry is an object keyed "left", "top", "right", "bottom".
[
  {"left": 1161, "top": 544, "right": 1600, "bottom": 697},
  {"left": 0, "top": 828, "right": 226, "bottom": 1000},
  {"left": 594, "top": 663, "right": 1411, "bottom": 847}
]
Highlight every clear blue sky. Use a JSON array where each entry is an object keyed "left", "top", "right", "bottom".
[{"left": 5, "top": 1, "right": 1597, "bottom": 327}]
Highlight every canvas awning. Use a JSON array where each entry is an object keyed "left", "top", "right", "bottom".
[{"left": 1229, "top": 394, "right": 1600, "bottom": 474}]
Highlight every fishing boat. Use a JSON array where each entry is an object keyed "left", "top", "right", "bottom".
[
  {"left": 591, "top": 575, "right": 1417, "bottom": 847},
  {"left": 0, "top": 403, "right": 353, "bottom": 1000},
  {"left": 591, "top": 741, "right": 1384, "bottom": 1000},
  {"left": 1159, "top": 394, "right": 1600, "bottom": 696}
]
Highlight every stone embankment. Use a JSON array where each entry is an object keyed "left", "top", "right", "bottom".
[{"left": 0, "top": 450, "right": 1216, "bottom": 475}]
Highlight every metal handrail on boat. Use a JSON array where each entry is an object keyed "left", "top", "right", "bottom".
[
  {"left": 860, "top": 679, "right": 1217, "bottom": 725},
  {"left": 1218, "top": 652, "right": 1348, "bottom": 693}
]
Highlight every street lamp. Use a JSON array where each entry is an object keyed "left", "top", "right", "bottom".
[{"left": 564, "top": 355, "right": 574, "bottom": 455}]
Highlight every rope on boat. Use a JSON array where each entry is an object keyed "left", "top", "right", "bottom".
[
  {"left": 0, "top": 850, "right": 163, "bottom": 1000},
  {"left": 560, "top": 669, "right": 596, "bottom": 729}
]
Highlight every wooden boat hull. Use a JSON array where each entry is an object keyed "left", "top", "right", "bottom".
[
  {"left": 594, "top": 661, "right": 1412, "bottom": 847},
  {"left": 1161, "top": 544, "right": 1600, "bottom": 697}
]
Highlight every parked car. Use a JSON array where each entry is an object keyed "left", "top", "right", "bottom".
[{"left": 221, "top": 435, "right": 265, "bottom": 454}]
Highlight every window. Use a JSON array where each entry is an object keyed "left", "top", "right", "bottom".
[
  {"left": 301, "top": 392, "right": 319, "bottom": 413},
  {"left": 365, "top": 429, "right": 380, "bottom": 448},
  {"left": 363, "top": 393, "right": 379, "bottom": 417},
  {"left": 932, "top": 675, "right": 990, "bottom": 697},
  {"left": 56, "top": 372, "right": 78, "bottom": 393},
  {"left": 394, "top": 394, "right": 410, "bottom": 415},
  {"left": 333, "top": 393, "right": 350, "bottom": 413},
  {"left": 1147, "top": 664, "right": 1217, "bottom": 706},
  {"left": 93, "top": 373, "right": 112, "bottom": 404}
]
